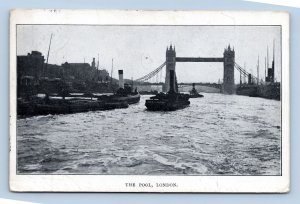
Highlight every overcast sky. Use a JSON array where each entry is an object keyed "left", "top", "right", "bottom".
[{"left": 17, "top": 25, "right": 281, "bottom": 83}]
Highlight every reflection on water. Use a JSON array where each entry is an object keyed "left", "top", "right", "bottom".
[{"left": 17, "top": 93, "right": 281, "bottom": 175}]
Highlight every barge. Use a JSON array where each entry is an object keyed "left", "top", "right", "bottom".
[
  {"left": 145, "top": 70, "right": 190, "bottom": 111},
  {"left": 17, "top": 97, "right": 128, "bottom": 117}
]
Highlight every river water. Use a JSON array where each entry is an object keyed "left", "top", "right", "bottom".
[{"left": 17, "top": 94, "right": 281, "bottom": 175}]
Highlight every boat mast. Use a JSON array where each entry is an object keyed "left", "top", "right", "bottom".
[
  {"left": 243, "top": 62, "right": 246, "bottom": 84},
  {"left": 273, "top": 39, "right": 275, "bottom": 82},
  {"left": 264, "top": 56, "right": 266, "bottom": 82},
  {"left": 97, "top": 53, "right": 99, "bottom": 81},
  {"left": 110, "top": 58, "right": 114, "bottom": 85},
  {"left": 44, "top": 33, "right": 53, "bottom": 78},
  {"left": 97, "top": 54, "right": 99, "bottom": 69},
  {"left": 267, "top": 46, "right": 269, "bottom": 69},
  {"left": 257, "top": 55, "right": 259, "bottom": 85}
]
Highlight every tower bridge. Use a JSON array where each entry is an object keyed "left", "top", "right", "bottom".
[
  {"left": 175, "top": 57, "right": 224, "bottom": 62},
  {"left": 136, "top": 44, "right": 255, "bottom": 94}
]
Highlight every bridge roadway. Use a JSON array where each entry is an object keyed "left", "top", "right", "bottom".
[
  {"left": 178, "top": 83, "right": 222, "bottom": 89},
  {"left": 136, "top": 82, "right": 222, "bottom": 89},
  {"left": 175, "top": 57, "right": 224, "bottom": 63}
]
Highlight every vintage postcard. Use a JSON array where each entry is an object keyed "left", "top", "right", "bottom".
[{"left": 10, "top": 10, "right": 290, "bottom": 192}]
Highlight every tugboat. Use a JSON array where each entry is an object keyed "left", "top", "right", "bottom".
[
  {"left": 189, "top": 83, "right": 204, "bottom": 98},
  {"left": 145, "top": 70, "right": 190, "bottom": 111},
  {"left": 98, "top": 70, "right": 140, "bottom": 105}
]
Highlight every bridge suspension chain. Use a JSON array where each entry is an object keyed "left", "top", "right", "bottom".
[
  {"left": 135, "top": 61, "right": 166, "bottom": 82},
  {"left": 234, "top": 62, "right": 258, "bottom": 81}
]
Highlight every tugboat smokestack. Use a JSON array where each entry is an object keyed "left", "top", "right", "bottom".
[
  {"left": 118, "top": 70, "right": 124, "bottom": 89},
  {"left": 169, "top": 70, "right": 175, "bottom": 93}
]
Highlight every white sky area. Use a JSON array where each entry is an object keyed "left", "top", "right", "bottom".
[{"left": 17, "top": 25, "right": 281, "bottom": 83}]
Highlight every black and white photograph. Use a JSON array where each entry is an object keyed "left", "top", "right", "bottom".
[{"left": 10, "top": 10, "right": 290, "bottom": 192}]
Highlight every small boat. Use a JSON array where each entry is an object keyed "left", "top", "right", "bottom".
[
  {"left": 98, "top": 70, "right": 140, "bottom": 105},
  {"left": 145, "top": 69, "right": 190, "bottom": 111},
  {"left": 145, "top": 91, "right": 190, "bottom": 111},
  {"left": 189, "top": 83, "right": 204, "bottom": 98},
  {"left": 98, "top": 87, "right": 140, "bottom": 105}
]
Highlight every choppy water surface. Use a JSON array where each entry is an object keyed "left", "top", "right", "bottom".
[{"left": 17, "top": 94, "right": 281, "bottom": 175}]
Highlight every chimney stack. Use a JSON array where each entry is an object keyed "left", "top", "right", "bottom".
[
  {"left": 118, "top": 70, "right": 124, "bottom": 89},
  {"left": 169, "top": 70, "right": 175, "bottom": 93},
  {"left": 92, "top": 58, "right": 96, "bottom": 68}
]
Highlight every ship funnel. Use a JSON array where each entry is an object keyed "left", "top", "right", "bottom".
[
  {"left": 248, "top": 74, "right": 252, "bottom": 84},
  {"left": 169, "top": 70, "right": 175, "bottom": 93},
  {"left": 118, "top": 70, "right": 124, "bottom": 89}
]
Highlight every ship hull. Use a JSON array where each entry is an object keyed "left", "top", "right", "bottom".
[
  {"left": 115, "top": 93, "right": 141, "bottom": 104},
  {"left": 17, "top": 98, "right": 128, "bottom": 117},
  {"left": 236, "top": 83, "right": 280, "bottom": 100},
  {"left": 236, "top": 85, "right": 258, "bottom": 97},
  {"left": 98, "top": 93, "right": 140, "bottom": 105},
  {"left": 189, "top": 94, "right": 204, "bottom": 98},
  {"left": 145, "top": 99, "right": 190, "bottom": 111}
]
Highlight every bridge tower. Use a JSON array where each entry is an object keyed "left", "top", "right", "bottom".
[
  {"left": 223, "top": 45, "right": 235, "bottom": 94},
  {"left": 164, "top": 45, "right": 176, "bottom": 92}
]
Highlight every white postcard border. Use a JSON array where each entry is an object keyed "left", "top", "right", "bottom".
[{"left": 9, "top": 10, "right": 290, "bottom": 192}]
